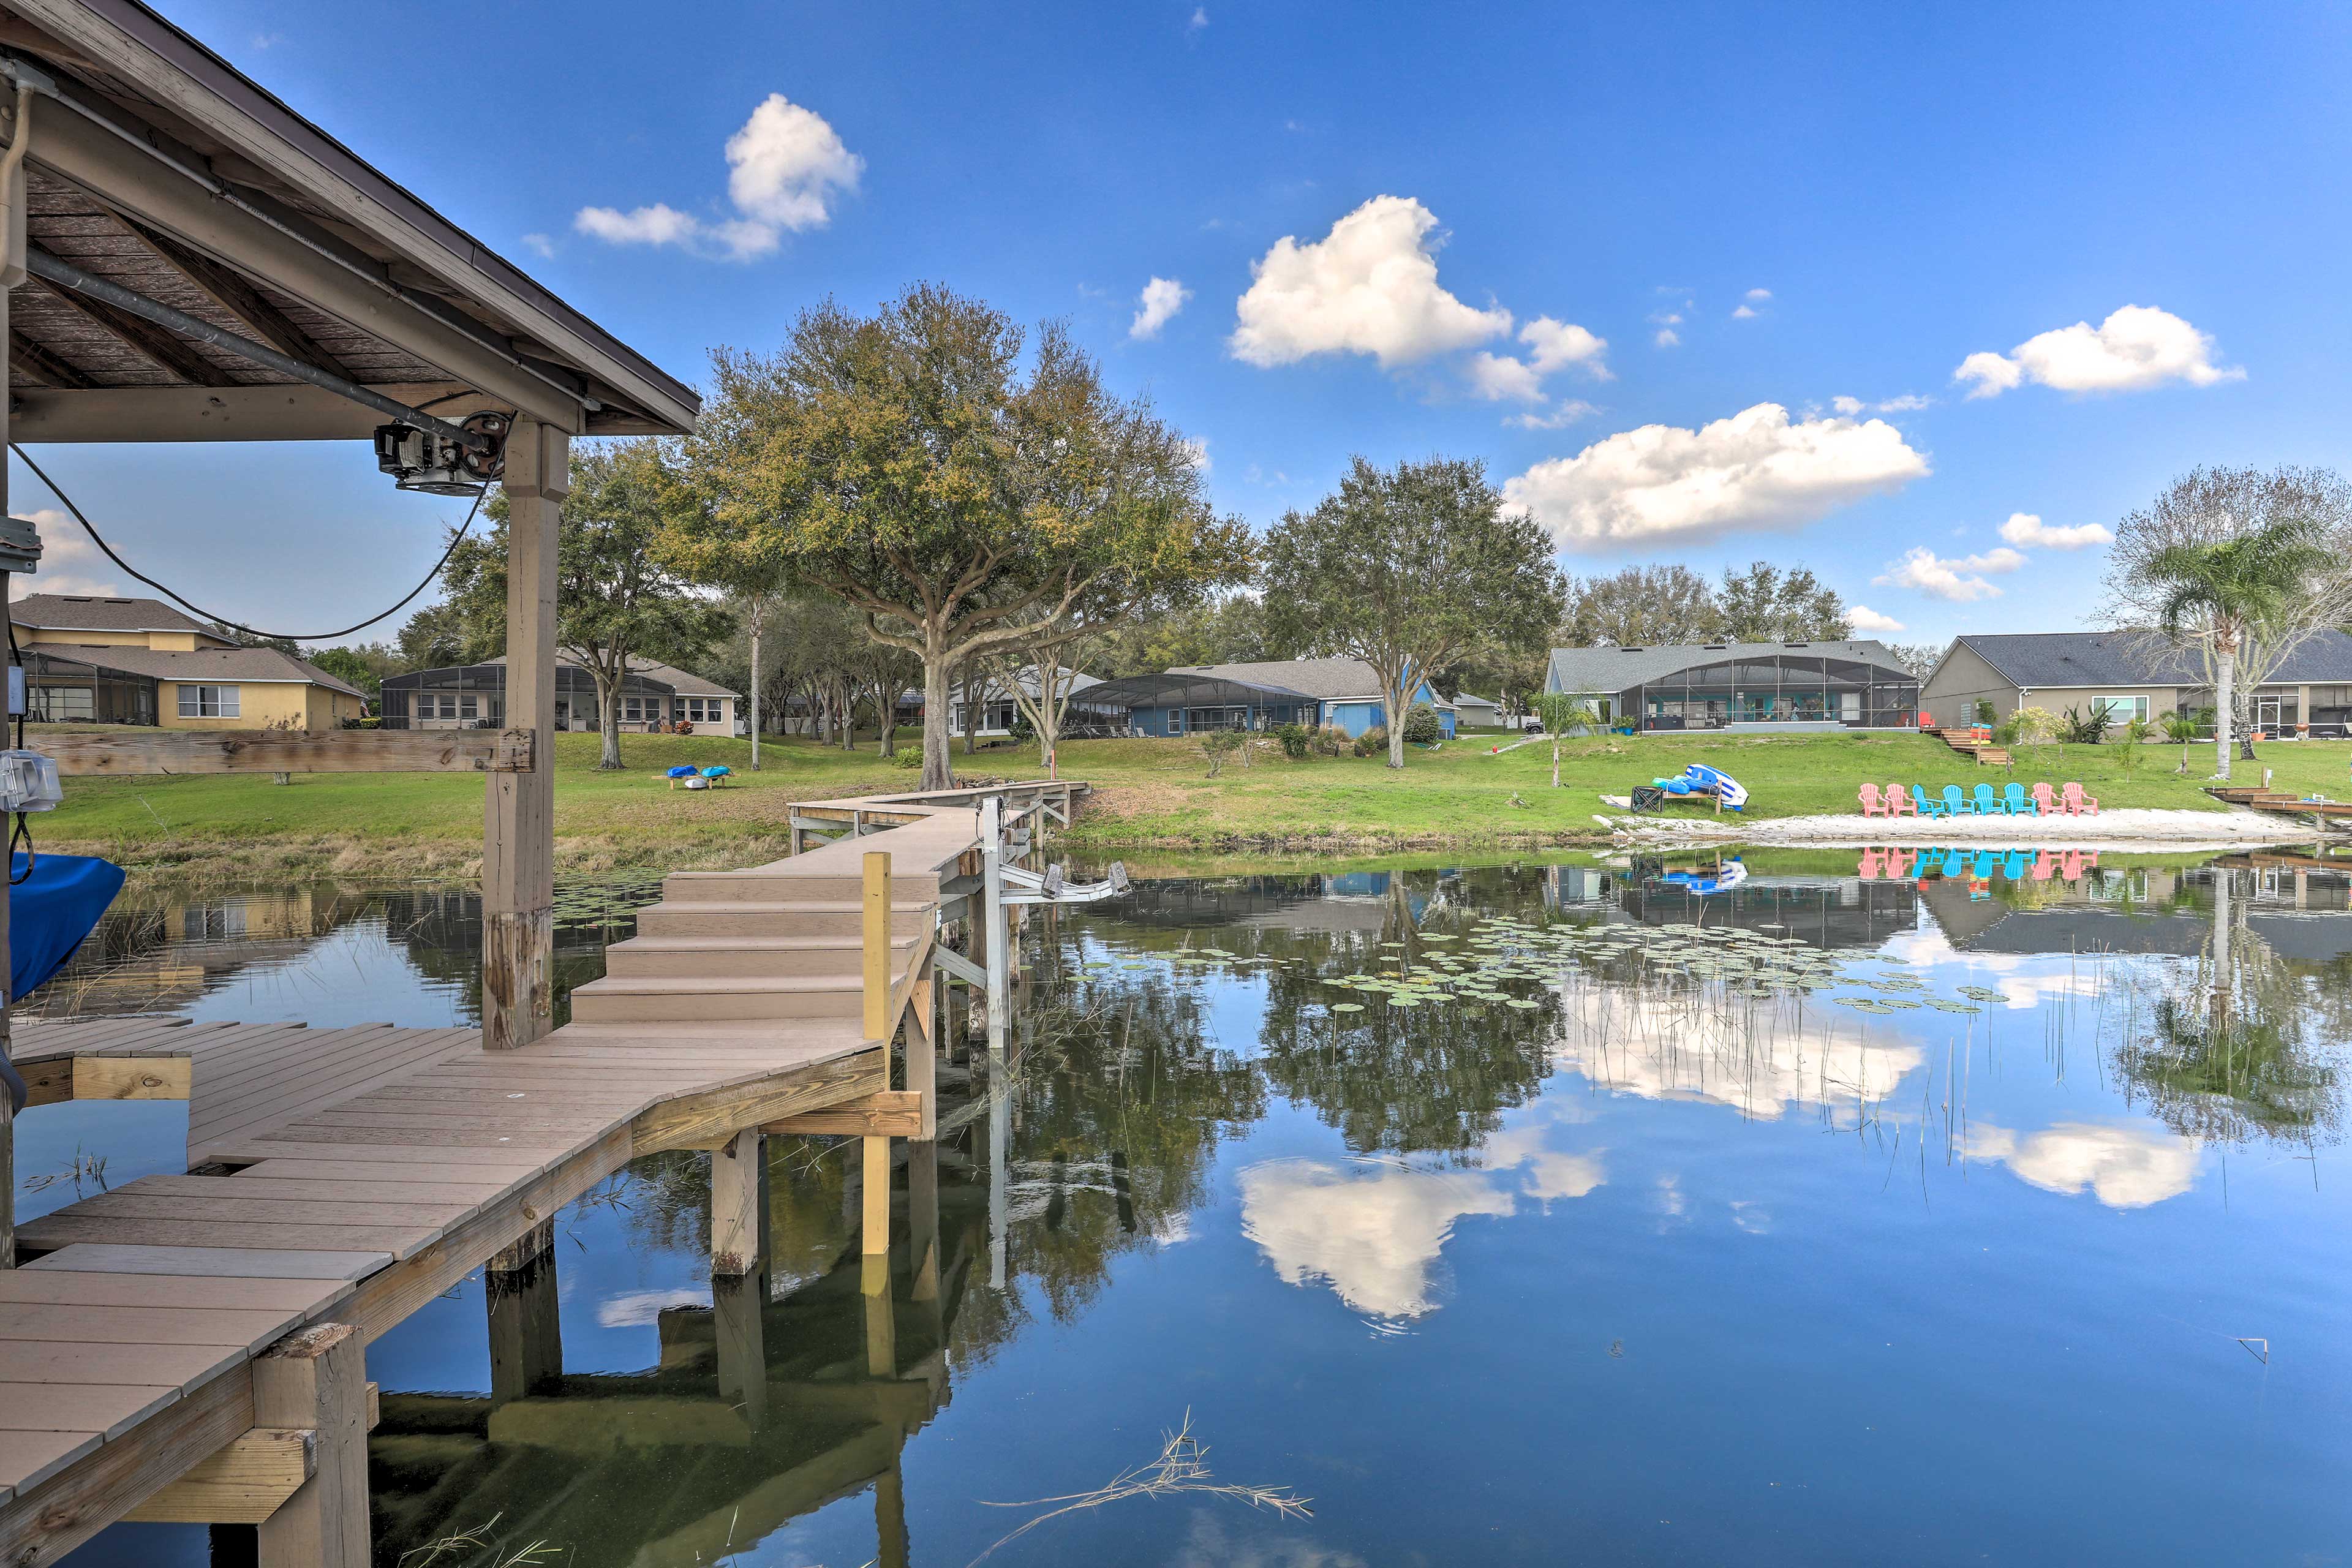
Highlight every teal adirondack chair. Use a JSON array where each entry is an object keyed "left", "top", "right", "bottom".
[
  {"left": 1912, "top": 785, "right": 1947, "bottom": 818},
  {"left": 2002, "top": 782, "right": 2035, "bottom": 815},
  {"left": 1971, "top": 783, "right": 2002, "bottom": 815},
  {"left": 1942, "top": 785, "right": 1975, "bottom": 816}
]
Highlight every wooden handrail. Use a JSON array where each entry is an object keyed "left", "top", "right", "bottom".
[{"left": 43, "top": 726, "right": 533, "bottom": 775}]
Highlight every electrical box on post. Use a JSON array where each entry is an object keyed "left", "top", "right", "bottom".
[
  {"left": 0, "top": 511, "right": 40, "bottom": 574},
  {"left": 7, "top": 666, "right": 22, "bottom": 717}
]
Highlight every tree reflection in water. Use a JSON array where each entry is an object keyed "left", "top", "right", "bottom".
[{"left": 2110, "top": 867, "right": 2347, "bottom": 1151}]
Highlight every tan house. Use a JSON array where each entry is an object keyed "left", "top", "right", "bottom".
[
  {"left": 1921, "top": 630, "right": 2352, "bottom": 735},
  {"left": 11, "top": 593, "right": 367, "bottom": 728}
]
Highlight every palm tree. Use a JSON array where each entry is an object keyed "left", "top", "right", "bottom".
[
  {"left": 2146, "top": 518, "right": 2335, "bottom": 780},
  {"left": 1531, "top": 691, "right": 1601, "bottom": 787},
  {"left": 2160, "top": 708, "right": 2207, "bottom": 774}
]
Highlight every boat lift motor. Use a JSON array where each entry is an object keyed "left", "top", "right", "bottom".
[{"left": 998, "top": 860, "right": 1131, "bottom": 907}]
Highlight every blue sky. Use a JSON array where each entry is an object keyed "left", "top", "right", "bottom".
[{"left": 16, "top": 1, "right": 2352, "bottom": 649}]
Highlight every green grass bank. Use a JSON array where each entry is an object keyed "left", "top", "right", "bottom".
[{"left": 29, "top": 725, "right": 2341, "bottom": 880}]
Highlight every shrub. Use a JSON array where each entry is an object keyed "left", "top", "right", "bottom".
[
  {"left": 1352, "top": 725, "right": 1387, "bottom": 758},
  {"left": 1272, "top": 722, "right": 1310, "bottom": 760},
  {"left": 1974, "top": 698, "right": 1997, "bottom": 726},
  {"left": 1197, "top": 729, "right": 1245, "bottom": 777},
  {"left": 2060, "top": 701, "right": 2116, "bottom": 745},
  {"left": 889, "top": 747, "right": 924, "bottom": 769},
  {"left": 1311, "top": 725, "right": 1349, "bottom": 756},
  {"left": 1401, "top": 702, "right": 1442, "bottom": 745}
]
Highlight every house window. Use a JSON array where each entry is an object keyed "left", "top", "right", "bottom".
[
  {"left": 622, "top": 696, "right": 646, "bottom": 722},
  {"left": 459, "top": 695, "right": 478, "bottom": 720},
  {"left": 2095, "top": 695, "right": 2150, "bottom": 723},
  {"left": 682, "top": 696, "right": 723, "bottom": 724},
  {"left": 178, "top": 684, "right": 239, "bottom": 718}
]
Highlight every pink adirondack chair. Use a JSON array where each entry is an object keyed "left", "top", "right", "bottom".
[
  {"left": 2059, "top": 850, "right": 2087, "bottom": 880},
  {"left": 1858, "top": 848, "right": 1883, "bottom": 879},
  {"left": 2030, "top": 851, "right": 2056, "bottom": 882},
  {"left": 1885, "top": 780, "right": 1917, "bottom": 816},
  {"left": 2062, "top": 781, "right": 2099, "bottom": 815},
  {"left": 2032, "top": 782, "right": 2058, "bottom": 815},
  {"left": 1858, "top": 782, "right": 1886, "bottom": 816}
]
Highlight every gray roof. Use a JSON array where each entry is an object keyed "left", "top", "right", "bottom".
[
  {"left": 1950, "top": 630, "right": 2352, "bottom": 689},
  {"left": 1547, "top": 639, "right": 1911, "bottom": 694},
  {"left": 473, "top": 653, "right": 739, "bottom": 698},
  {"left": 11, "top": 594, "right": 220, "bottom": 637},
  {"left": 32, "top": 641, "right": 366, "bottom": 698},
  {"left": 1454, "top": 691, "right": 1502, "bottom": 711},
  {"left": 1170, "top": 657, "right": 1455, "bottom": 707}
]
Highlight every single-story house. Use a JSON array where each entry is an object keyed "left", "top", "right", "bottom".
[
  {"left": 948, "top": 666, "right": 1112, "bottom": 736},
  {"left": 1545, "top": 639, "right": 1921, "bottom": 731},
  {"left": 1077, "top": 671, "right": 1322, "bottom": 737},
  {"left": 10, "top": 593, "right": 366, "bottom": 728},
  {"left": 1920, "top": 630, "right": 2352, "bottom": 734},
  {"left": 1164, "top": 658, "right": 1458, "bottom": 738},
  {"left": 380, "top": 654, "right": 741, "bottom": 733},
  {"left": 1453, "top": 692, "right": 1505, "bottom": 728}
]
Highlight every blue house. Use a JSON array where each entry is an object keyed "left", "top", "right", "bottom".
[{"left": 1168, "top": 658, "right": 1457, "bottom": 739}]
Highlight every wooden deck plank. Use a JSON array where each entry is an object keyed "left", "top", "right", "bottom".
[
  {"left": 198, "top": 1142, "right": 563, "bottom": 1174},
  {"left": 126, "top": 1175, "right": 513, "bottom": 1207},
  {"left": 0, "top": 1431, "right": 102, "bottom": 1503},
  {"left": 0, "top": 1304, "right": 316, "bottom": 1355},
  {"left": 0, "top": 1341, "right": 245, "bottom": 1390},
  {"left": 0, "top": 1384, "right": 180, "bottom": 1441},
  {"left": 22, "top": 1245, "right": 391, "bottom": 1281},
  {"left": 225, "top": 1155, "right": 551, "bottom": 1183},
  {"left": 33, "top": 1188, "right": 477, "bottom": 1231},
  {"left": 0, "top": 1271, "right": 352, "bottom": 1314},
  {"left": 18, "top": 1213, "right": 448, "bottom": 1259}
]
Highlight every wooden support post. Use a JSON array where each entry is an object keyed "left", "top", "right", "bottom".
[
  {"left": 486, "top": 1240, "right": 562, "bottom": 1408},
  {"left": 986, "top": 1077, "right": 1010, "bottom": 1290},
  {"left": 863, "top": 850, "right": 892, "bottom": 1041},
  {"left": 482, "top": 417, "right": 568, "bottom": 1051},
  {"left": 981, "top": 796, "right": 1009, "bottom": 1061},
  {"left": 711, "top": 1128, "right": 765, "bottom": 1276},
  {"left": 252, "top": 1322, "right": 369, "bottom": 1568},
  {"left": 862, "top": 1133, "right": 891, "bottom": 1256},
  {"left": 908, "top": 1137, "right": 941, "bottom": 1306},
  {"left": 874, "top": 1451, "right": 911, "bottom": 1568},
  {"left": 861, "top": 1251, "right": 895, "bottom": 1379},
  {"left": 712, "top": 1267, "right": 768, "bottom": 1433}
]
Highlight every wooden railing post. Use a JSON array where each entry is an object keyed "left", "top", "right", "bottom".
[{"left": 862, "top": 850, "right": 891, "bottom": 1041}]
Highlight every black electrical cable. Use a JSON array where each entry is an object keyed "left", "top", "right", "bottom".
[
  {"left": 6, "top": 599, "right": 26, "bottom": 888},
  {"left": 9, "top": 443, "right": 488, "bottom": 643}
]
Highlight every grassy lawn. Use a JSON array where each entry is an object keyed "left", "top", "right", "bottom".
[{"left": 34, "top": 725, "right": 2343, "bottom": 877}]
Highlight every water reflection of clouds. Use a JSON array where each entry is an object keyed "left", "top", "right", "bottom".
[
  {"left": 1171, "top": 1513, "right": 1368, "bottom": 1568},
  {"left": 1968, "top": 1121, "right": 2201, "bottom": 1208},
  {"left": 1547, "top": 989, "right": 1923, "bottom": 1118},
  {"left": 595, "top": 1285, "right": 710, "bottom": 1327},
  {"left": 1240, "top": 1117, "right": 1607, "bottom": 1321},
  {"left": 1882, "top": 929, "right": 2110, "bottom": 1009}
]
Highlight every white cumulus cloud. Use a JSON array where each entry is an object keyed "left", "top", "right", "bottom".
[
  {"left": 1746, "top": 287, "right": 1772, "bottom": 301},
  {"left": 1229, "top": 195, "right": 1512, "bottom": 368},
  {"left": 1502, "top": 402, "right": 1931, "bottom": 550},
  {"left": 575, "top": 93, "right": 861, "bottom": 262},
  {"left": 1518, "top": 316, "right": 1608, "bottom": 377},
  {"left": 1998, "top": 511, "right": 2113, "bottom": 549},
  {"left": 1731, "top": 304, "right": 1758, "bottom": 319},
  {"left": 1508, "top": 399, "right": 1600, "bottom": 431},
  {"left": 1833, "top": 393, "right": 1931, "bottom": 416},
  {"left": 1955, "top": 304, "right": 2243, "bottom": 398},
  {"left": 1466, "top": 351, "right": 1544, "bottom": 402},
  {"left": 1654, "top": 328, "right": 1681, "bottom": 348},
  {"left": 1131, "top": 276, "right": 1192, "bottom": 339},
  {"left": 1846, "top": 605, "right": 1905, "bottom": 632},
  {"left": 1875, "top": 545, "right": 2026, "bottom": 602}
]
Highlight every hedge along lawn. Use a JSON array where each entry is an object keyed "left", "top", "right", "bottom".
[{"left": 34, "top": 726, "right": 2335, "bottom": 876}]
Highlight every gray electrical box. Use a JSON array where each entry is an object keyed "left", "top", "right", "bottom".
[{"left": 0, "top": 511, "right": 41, "bottom": 574}]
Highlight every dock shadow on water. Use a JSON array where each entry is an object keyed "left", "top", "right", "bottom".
[{"left": 29, "top": 845, "right": 2352, "bottom": 1567}]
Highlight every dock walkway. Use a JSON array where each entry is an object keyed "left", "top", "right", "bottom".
[{"left": 0, "top": 779, "right": 1079, "bottom": 1566}]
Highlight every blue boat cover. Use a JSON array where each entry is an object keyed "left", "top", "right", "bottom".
[{"left": 9, "top": 851, "right": 125, "bottom": 1003}]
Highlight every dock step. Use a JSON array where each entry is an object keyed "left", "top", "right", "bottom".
[{"left": 601, "top": 932, "right": 918, "bottom": 979}]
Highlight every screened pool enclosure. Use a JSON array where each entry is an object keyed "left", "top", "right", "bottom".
[{"left": 1544, "top": 641, "right": 1921, "bottom": 731}]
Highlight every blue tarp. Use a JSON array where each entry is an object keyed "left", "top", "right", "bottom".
[{"left": 10, "top": 851, "right": 125, "bottom": 1003}]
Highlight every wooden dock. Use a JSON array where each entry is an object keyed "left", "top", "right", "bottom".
[
  {"left": 2206, "top": 785, "right": 2352, "bottom": 821},
  {"left": 0, "top": 780, "right": 1071, "bottom": 1566}
]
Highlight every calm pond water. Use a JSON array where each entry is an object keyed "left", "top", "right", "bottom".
[{"left": 26, "top": 847, "right": 2352, "bottom": 1567}]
